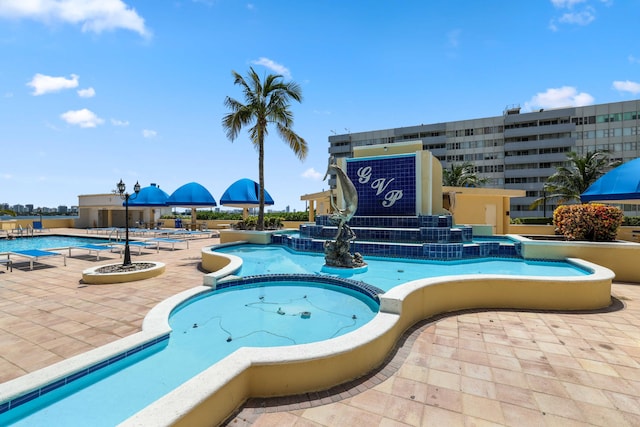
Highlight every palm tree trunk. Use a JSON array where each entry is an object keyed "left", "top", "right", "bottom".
[{"left": 258, "top": 136, "right": 265, "bottom": 231}]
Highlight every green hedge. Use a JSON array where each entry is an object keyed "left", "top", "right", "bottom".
[
  {"left": 161, "top": 211, "right": 310, "bottom": 222},
  {"left": 511, "top": 217, "right": 553, "bottom": 225},
  {"left": 622, "top": 216, "right": 640, "bottom": 226}
]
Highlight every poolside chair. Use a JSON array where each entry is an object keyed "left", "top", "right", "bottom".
[
  {"left": 111, "top": 240, "right": 159, "bottom": 256},
  {"left": 68, "top": 244, "right": 115, "bottom": 261},
  {"left": 9, "top": 249, "right": 66, "bottom": 270},
  {"left": 0, "top": 256, "right": 12, "bottom": 272},
  {"left": 32, "top": 221, "right": 49, "bottom": 232},
  {"left": 147, "top": 237, "right": 189, "bottom": 250}
]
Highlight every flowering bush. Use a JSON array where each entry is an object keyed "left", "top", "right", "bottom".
[{"left": 553, "top": 204, "right": 623, "bottom": 241}]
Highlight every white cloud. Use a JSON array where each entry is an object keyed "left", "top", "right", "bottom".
[
  {"left": 251, "top": 57, "right": 291, "bottom": 79},
  {"left": 77, "top": 87, "right": 95, "bottom": 98},
  {"left": 558, "top": 8, "right": 595, "bottom": 25},
  {"left": 111, "top": 118, "right": 129, "bottom": 126},
  {"left": 27, "top": 73, "right": 79, "bottom": 96},
  {"left": 549, "top": 0, "right": 597, "bottom": 30},
  {"left": 142, "top": 129, "right": 157, "bottom": 138},
  {"left": 613, "top": 80, "right": 640, "bottom": 95},
  {"left": 525, "top": 86, "right": 594, "bottom": 110},
  {"left": 301, "top": 168, "right": 323, "bottom": 181},
  {"left": 0, "top": 0, "right": 150, "bottom": 38},
  {"left": 60, "top": 108, "right": 104, "bottom": 128},
  {"left": 551, "top": 0, "right": 587, "bottom": 8},
  {"left": 4, "top": 92, "right": 13, "bottom": 98}
]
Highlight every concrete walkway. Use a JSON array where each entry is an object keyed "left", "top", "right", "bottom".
[{"left": 1, "top": 229, "right": 639, "bottom": 426}]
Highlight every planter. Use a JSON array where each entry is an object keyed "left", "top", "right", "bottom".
[{"left": 82, "top": 262, "right": 165, "bottom": 284}]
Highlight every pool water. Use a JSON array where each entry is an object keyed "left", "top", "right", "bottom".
[
  {"left": 216, "top": 245, "right": 590, "bottom": 292},
  {"left": 1, "top": 281, "right": 377, "bottom": 426},
  {"left": 0, "top": 236, "right": 110, "bottom": 252}
]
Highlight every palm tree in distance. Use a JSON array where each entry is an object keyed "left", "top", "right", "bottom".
[
  {"left": 530, "top": 150, "right": 620, "bottom": 209},
  {"left": 442, "top": 162, "right": 489, "bottom": 187},
  {"left": 223, "top": 67, "right": 308, "bottom": 231}
]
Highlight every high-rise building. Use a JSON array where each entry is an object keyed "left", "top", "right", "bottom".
[{"left": 328, "top": 100, "right": 640, "bottom": 218}]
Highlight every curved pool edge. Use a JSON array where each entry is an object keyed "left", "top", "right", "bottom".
[
  {"left": 122, "top": 258, "right": 615, "bottom": 427},
  {"left": 201, "top": 243, "right": 245, "bottom": 286}
]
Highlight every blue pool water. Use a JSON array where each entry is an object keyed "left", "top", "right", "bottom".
[
  {"left": 216, "top": 244, "right": 590, "bottom": 292},
  {"left": 1, "top": 280, "right": 378, "bottom": 426},
  {"left": 0, "top": 236, "right": 110, "bottom": 252}
]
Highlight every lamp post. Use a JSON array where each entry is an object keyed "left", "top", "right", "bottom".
[{"left": 117, "top": 179, "right": 140, "bottom": 266}]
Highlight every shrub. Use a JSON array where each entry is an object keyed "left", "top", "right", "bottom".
[
  {"left": 232, "top": 216, "right": 284, "bottom": 230},
  {"left": 622, "top": 216, "right": 640, "bottom": 226},
  {"left": 553, "top": 204, "right": 623, "bottom": 241}
]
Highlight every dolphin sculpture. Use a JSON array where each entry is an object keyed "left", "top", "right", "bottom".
[{"left": 324, "top": 157, "right": 358, "bottom": 236}]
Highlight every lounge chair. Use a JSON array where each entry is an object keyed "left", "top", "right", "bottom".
[
  {"left": 111, "top": 240, "right": 159, "bottom": 256},
  {"left": 9, "top": 249, "right": 66, "bottom": 270},
  {"left": 68, "top": 244, "right": 114, "bottom": 261},
  {"left": 0, "top": 255, "right": 12, "bottom": 272},
  {"left": 32, "top": 221, "right": 49, "bottom": 232},
  {"left": 147, "top": 237, "right": 189, "bottom": 250}
]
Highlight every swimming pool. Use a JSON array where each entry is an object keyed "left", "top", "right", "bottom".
[
  {"left": 0, "top": 236, "right": 110, "bottom": 252},
  {"left": 0, "top": 277, "right": 379, "bottom": 426},
  {"left": 0, "top": 242, "right": 611, "bottom": 426},
  {"left": 215, "top": 244, "right": 590, "bottom": 292}
]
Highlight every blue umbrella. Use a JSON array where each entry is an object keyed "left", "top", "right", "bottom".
[
  {"left": 122, "top": 184, "right": 170, "bottom": 228},
  {"left": 220, "top": 178, "right": 274, "bottom": 218},
  {"left": 581, "top": 157, "right": 640, "bottom": 203},
  {"left": 127, "top": 184, "right": 169, "bottom": 207},
  {"left": 167, "top": 182, "right": 217, "bottom": 228}
]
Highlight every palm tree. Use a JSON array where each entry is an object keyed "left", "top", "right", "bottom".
[
  {"left": 442, "top": 162, "right": 489, "bottom": 187},
  {"left": 530, "top": 150, "right": 620, "bottom": 209},
  {"left": 223, "top": 67, "right": 308, "bottom": 231}
]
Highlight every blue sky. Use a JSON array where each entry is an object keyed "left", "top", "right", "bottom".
[{"left": 1, "top": 0, "right": 639, "bottom": 211}]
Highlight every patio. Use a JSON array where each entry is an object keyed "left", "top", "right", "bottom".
[{"left": 0, "top": 229, "right": 638, "bottom": 426}]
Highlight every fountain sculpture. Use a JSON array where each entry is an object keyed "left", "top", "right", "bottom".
[{"left": 322, "top": 158, "right": 367, "bottom": 269}]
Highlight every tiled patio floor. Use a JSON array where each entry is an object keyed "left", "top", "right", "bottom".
[{"left": 1, "top": 229, "right": 639, "bottom": 426}]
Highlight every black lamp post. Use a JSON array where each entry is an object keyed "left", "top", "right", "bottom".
[{"left": 117, "top": 179, "right": 141, "bottom": 266}]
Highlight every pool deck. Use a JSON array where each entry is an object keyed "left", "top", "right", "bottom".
[{"left": 1, "top": 229, "right": 639, "bottom": 426}]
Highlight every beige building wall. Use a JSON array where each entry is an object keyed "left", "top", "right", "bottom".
[
  {"left": 443, "top": 187, "right": 525, "bottom": 235},
  {"left": 300, "top": 190, "right": 331, "bottom": 222},
  {"left": 77, "top": 193, "right": 171, "bottom": 229}
]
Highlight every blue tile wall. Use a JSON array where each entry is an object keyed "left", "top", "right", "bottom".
[
  {"left": 346, "top": 155, "right": 416, "bottom": 216},
  {"left": 423, "top": 243, "right": 463, "bottom": 259},
  {"left": 291, "top": 213, "right": 520, "bottom": 261},
  {"left": 461, "top": 227, "right": 473, "bottom": 241}
]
